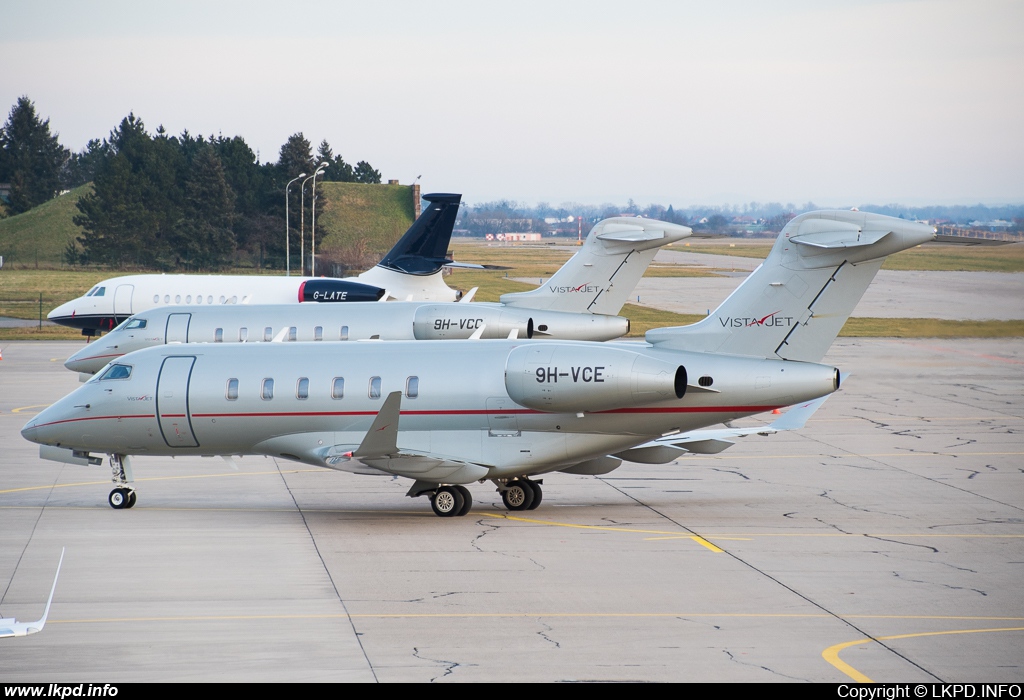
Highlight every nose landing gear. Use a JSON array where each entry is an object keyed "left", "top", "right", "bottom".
[{"left": 107, "top": 454, "right": 137, "bottom": 509}]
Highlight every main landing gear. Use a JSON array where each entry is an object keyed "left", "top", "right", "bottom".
[
  {"left": 107, "top": 453, "right": 136, "bottom": 510},
  {"left": 430, "top": 485, "right": 473, "bottom": 518},
  {"left": 499, "top": 477, "right": 542, "bottom": 512}
]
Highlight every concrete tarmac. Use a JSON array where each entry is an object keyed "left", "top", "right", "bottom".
[{"left": 1, "top": 339, "right": 1022, "bottom": 682}]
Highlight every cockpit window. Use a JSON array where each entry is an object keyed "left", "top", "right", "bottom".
[
  {"left": 110, "top": 319, "right": 130, "bottom": 332},
  {"left": 86, "top": 286, "right": 99, "bottom": 297},
  {"left": 98, "top": 364, "right": 132, "bottom": 381},
  {"left": 94, "top": 287, "right": 106, "bottom": 296},
  {"left": 124, "top": 318, "right": 147, "bottom": 330}
]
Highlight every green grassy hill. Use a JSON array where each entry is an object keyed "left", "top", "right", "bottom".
[
  {"left": 0, "top": 183, "right": 91, "bottom": 268},
  {"left": 315, "top": 182, "right": 416, "bottom": 274}
]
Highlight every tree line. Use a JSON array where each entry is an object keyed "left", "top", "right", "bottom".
[{"left": 0, "top": 96, "right": 383, "bottom": 270}]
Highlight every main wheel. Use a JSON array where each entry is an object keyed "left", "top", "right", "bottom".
[
  {"left": 108, "top": 488, "right": 129, "bottom": 509},
  {"left": 126, "top": 491, "right": 138, "bottom": 509},
  {"left": 431, "top": 486, "right": 465, "bottom": 518},
  {"left": 454, "top": 485, "right": 472, "bottom": 516},
  {"left": 502, "top": 480, "right": 534, "bottom": 511},
  {"left": 525, "top": 480, "right": 542, "bottom": 510}
]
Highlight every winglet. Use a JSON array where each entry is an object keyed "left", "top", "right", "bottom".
[
  {"left": 32, "top": 547, "right": 64, "bottom": 633},
  {"left": 353, "top": 391, "right": 402, "bottom": 458}
]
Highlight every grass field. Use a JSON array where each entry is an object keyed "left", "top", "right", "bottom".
[
  {"left": 1, "top": 237, "right": 1022, "bottom": 341},
  {"left": 0, "top": 184, "right": 91, "bottom": 268},
  {"left": 670, "top": 240, "right": 1024, "bottom": 272}
]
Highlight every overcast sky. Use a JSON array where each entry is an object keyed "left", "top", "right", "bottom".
[{"left": 2, "top": 0, "right": 1022, "bottom": 207}]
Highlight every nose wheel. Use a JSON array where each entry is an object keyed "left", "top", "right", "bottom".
[{"left": 109, "top": 488, "right": 137, "bottom": 509}]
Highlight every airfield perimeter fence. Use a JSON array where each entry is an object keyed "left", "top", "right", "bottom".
[{"left": 0, "top": 293, "right": 62, "bottom": 327}]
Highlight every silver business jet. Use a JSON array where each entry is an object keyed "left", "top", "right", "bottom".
[
  {"left": 23, "top": 211, "right": 937, "bottom": 516},
  {"left": 63, "top": 216, "right": 693, "bottom": 375}
]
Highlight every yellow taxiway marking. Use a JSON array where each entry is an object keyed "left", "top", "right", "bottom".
[
  {"left": 823, "top": 626, "right": 1024, "bottom": 683},
  {"left": 9, "top": 403, "right": 51, "bottom": 414}
]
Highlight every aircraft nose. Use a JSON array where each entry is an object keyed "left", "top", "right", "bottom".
[{"left": 46, "top": 300, "right": 73, "bottom": 321}]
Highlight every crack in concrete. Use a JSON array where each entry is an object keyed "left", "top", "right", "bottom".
[
  {"left": 720, "top": 648, "right": 808, "bottom": 681},
  {"left": 864, "top": 534, "right": 940, "bottom": 554},
  {"left": 412, "top": 646, "right": 471, "bottom": 682},
  {"left": 892, "top": 571, "right": 987, "bottom": 597},
  {"left": 818, "top": 490, "right": 910, "bottom": 520},
  {"left": 710, "top": 467, "right": 751, "bottom": 480},
  {"left": 536, "top": 620, "right": 561, "bottom": 649}
]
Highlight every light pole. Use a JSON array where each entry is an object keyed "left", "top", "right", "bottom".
[
  {"left": 299, "top": 171, "right": 318, "bottom": 276},
  {"left": 285, "top": 173, "right": 305, "bottom": 276},
  {"left": 310, "top": 161, "right": 329, "bottom": 277}
]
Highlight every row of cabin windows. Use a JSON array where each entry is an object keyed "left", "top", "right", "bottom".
[
  {"left": 152, "top": 294, "right": 245, "bottom": 305},
  {"left": 225, "top": 376, "right": 419, "bottom": 401},
  {"left": 213, "top": 326, "right": 350, "bottom": 343}
]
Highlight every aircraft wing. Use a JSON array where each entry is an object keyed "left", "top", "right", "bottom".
[
  {"left": 613, "top": 386, "right": 839, "bottom": 464},
  {"left": 0, "top": 548, "right": 63, "bottom": 639}
]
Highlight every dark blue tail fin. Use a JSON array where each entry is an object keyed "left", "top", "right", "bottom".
[{"left": 376, "top": 193, "right": 461, "bottom": 275}]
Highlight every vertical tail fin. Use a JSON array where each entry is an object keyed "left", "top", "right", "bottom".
[
  {"left": 376, "top": 193, "right": 462, "bottom": 275},
  {"left": 501, "top": 217, "right": 691, "bottom": 315},
  {"left": 646, "top": 211, "right": 936, "bottom": 362}
]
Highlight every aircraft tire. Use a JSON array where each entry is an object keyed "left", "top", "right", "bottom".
[
  {"left": 525, "top": 481, "right": 542, "bottom": 510},
  {"left": 454, "top": 485, "right": 473, "bottom": 516},
  {"left": 502, "top": 480, "right": 534, "bottom": 511},
  {"left": 431, "top": 486, "right": 464, "bottom": 518},
  {"left": 126, "top": 491, "right": 137, "bottom": 509},
  {"left": 108, "top": 488, "right": 129, "bottom": 510}
]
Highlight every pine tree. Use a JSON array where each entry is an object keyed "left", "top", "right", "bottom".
[{"left": 0, "top": 96, "right": 70, "bottom": 213}]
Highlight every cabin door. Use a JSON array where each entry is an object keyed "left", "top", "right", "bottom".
[
  {"left": 165, "top": 313, "right": 191, "bottom": 343},
  {"left": 156, "top": 356, "right": 199, "bottom": 448},
  {"left": 113, "top": 284, "right": 134, "bottom": 320}
]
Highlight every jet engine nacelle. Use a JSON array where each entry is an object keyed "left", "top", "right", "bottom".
[
  {"left": 298, "top": 279, "right": 386, "bottom": 303},
  {"left": 413, "top": 305, "right": 534, "bottom": 340},
  {"left": 504, "top": 344, "right": 685, "bottom": 413}
]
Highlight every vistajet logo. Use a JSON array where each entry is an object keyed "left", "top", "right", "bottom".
[
  {"left": 719, "top": 311, "right": 795, "bottom": 328},
  {"left": 548, "top": 282, "right": 601, "bottom": 294}
]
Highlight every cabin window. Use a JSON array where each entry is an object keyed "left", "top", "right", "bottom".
[
  {"left": 185, "top": 295, "right": 192, "bottom": 304},
  {"left": 98, "top": 364, "right": 132, "bottom": 381},
  {"left": 332, "top": 377, "right": 345, "bottom": 399},
  {"left": 264, "top": 326, "right": 273, "bottom": 342},
  {"left": 196, "top": 294, "right": 203, "bottom": 304},
  {"left": 296, "top": 377, "right": 309, "bottom": 400},
  {"left": 152, "top": 294, "right": 159, "bottom": 303},
  {"left": 207, "top": 295, "right": 213, "bottom": 304},
  {"left": 124, "top": 318, "right": 147, "bottom": 330},
  {"left": 261, "top": 378, "right": 274, "bottom": 400},
  {"left": 214, "top": 328, "right": 224, "bottom": 343},
  {"left": 230, "top": 296, "right": 237, "bottom": 304},
  {"left": 239, "top": 327, "right": 248, "bottom": 342},
  {"left": 164, "top": 295, "right": 170, "bottom": 303},
  {"left": 314, "top": 326, "right": 323, "bottom": 341},
  {"left": 175, "top": 295, "right": 181, "bottom": 304},
  {"left": 226, "top": 378, "right": 238, "bottom": 400},
  {"left": 219, "top": 295, "right": 226, "bottom": 304},
  {"left": 340, "top": 325, "right": 349, "bottom": 341},
  {"left": 406, "top": 376, "right": 419, "bottom": 399},
  {"left": 287, "top": 327, "right": 297, "bottom": 342},
  {"left": 369, "top": 376, "right": 381, "bottom": 399}
]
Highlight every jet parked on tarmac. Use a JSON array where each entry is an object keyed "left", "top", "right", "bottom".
[
  {"left": 23, "top": 211, "right": 937, "bottom": 517},
  {"left": 47, "top": 193, "right": 465, "bottom": 336},
  {"left": 63, "top": 216, "right": 693, "bottom": 374}
]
